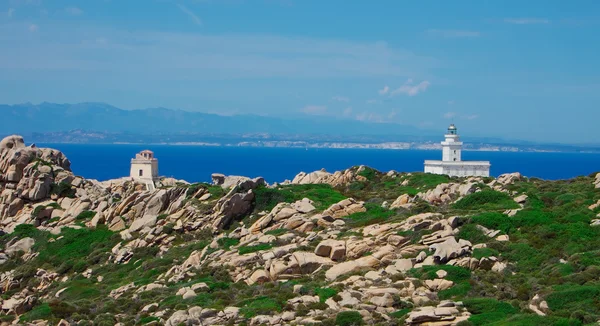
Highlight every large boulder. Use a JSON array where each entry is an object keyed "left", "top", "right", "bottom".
[
  {"left": 6, "top": 237, "right": 35, "bottom": 256},
  {"left": 211, "top": 174, "right": 265, "bottom": 190},
  {"left": 429, "top": 237, "right": 472, "bottom": 263},
  {"left": 325, "top": 255, "right": 379, "bottom": 281}
]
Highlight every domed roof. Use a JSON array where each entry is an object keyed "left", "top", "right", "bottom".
[{"left": 448, "top": 124, "right": 457, "bottom": 130}]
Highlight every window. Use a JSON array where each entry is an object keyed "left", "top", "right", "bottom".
[
  {"left": 454, "top": 150, "right": 456, "bottom": 154},
  {"left": 453, "top": 158, "right": 456, "bottom": 161},
  {"left": 139, "top": 169, "right": 143, "bottom": 176}
]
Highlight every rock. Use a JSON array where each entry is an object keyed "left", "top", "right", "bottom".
[
  {"left": 248, "top": 270, "right": 270, "bottom": 285},
  {"left": 514, "top": 194, "right": 528, "bottom": 204},
  {"left": 429, "top": 237, "right": 471, "bottom": 263},
  {"left": 496, "top": 234, "right": 509, "bottom": 242},
  {"left": 0, "top": 135, "right": 26, "bottom": 150},
  {"left": 212, "top": 189, "right": 255, "bottom": 229},
  {"left": 291, "top": 198, "right": 316, "bottom": 214},
  {"left": 128, "top": 214, "right": 157, "bottom": 232},
  {"left": 6, "top": 237, "right": 35, "bottom": 256},
  {"left": 369, "top": 293, "right": 394, "bottom": 307},
  {"left": 492, "top": 261, "right": 507, "bottom": 273},
  {"left": 323, "top": 198, "right": 366, "bottom": 219},
  {"left": 314, "top": 239, "right": 346, "bottom": 261},
  {"left": 211, "top": 174, "right": 266, "bottom": 190},
  {"left": 390, "top": 194, "right": 411, "bottom": 209},
  {"left": 394, "top": 258, "right": 414, "bottom": 272},
  {"left": 142, "top": 303, "right": 159, "bottom": 312},
  {"left": 182, "top": 289, "right": 196, "bottom": 300},
  {"left": 436, "top": 270, "right": 448, "bottom": 278},
  {"left": 325, "top": 255, "right": 379, "bottom": 280}
]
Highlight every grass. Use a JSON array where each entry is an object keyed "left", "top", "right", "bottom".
[
  {"left": 253, "top": 184, "right": 346, "bottom": 212},
  {"left": 217, "top": 237, "right": 240, "bottom": 250},
  {"left": 344, "top": 203, "right": 395, "bottom": 227},
  {"left": 463, "top": 298, "right": 518, "bottom": 326},
  {"left": 453, "top": 190, "right": 519, "bottom": 211},
  {"left": 238, "top": 243, "right": 274, "bottom": 255},
  {"left": 239, "top": 296, "right": 282, "bottom": 318},
  {"left": 264, "top": 228, "right": 288, "bottom": 236},
  {"left": 335, "top": 311, "right": 364, "bottom": 326},
  {"left": 20, "top": 303, "right": 52, "bottom": 322},
  {"left": 76, "top": 210, "right": 97, "bottom": 220},
  {"left": 472, "top": 247, "right": 500, "bottom": 260}
]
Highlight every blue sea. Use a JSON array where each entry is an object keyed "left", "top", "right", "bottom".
[{"left": 39, "top": 144, "right": 600, "bottom": 183}]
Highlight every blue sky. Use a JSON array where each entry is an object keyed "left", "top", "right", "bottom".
[{"left": 1, "top": 0, "right": 599, "bottom": 143}]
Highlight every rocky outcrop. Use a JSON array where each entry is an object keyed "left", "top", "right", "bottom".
[
  {"left": 212, "top": 173, "right": 266, "bottom": 190},
  {"left": 291, "top": 166, "right": 369, "bottom": 187},
  {"left": 405, "top": 301, "right": 470, "bottom": 325},
  {"left": 429, "top": 237, "right": 472, "bottom": 263},
  {"left": 418, "top": 181, "right": 479, "bottom": 205},
  {"left": 323, "top": 198, "right": 366, "bottom": 219}
]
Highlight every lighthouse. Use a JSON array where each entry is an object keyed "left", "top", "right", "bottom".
[
  {"left": 424, "top": 125, "right": 490, "bottom": 177},
  {"left": 130, "top": 150, "right": 159, "bottom": 191}
]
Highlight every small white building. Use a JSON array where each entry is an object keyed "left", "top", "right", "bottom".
[
  {"left": 424, "top": 124, "right": 490, "bottom": 177},
  {"left": 130, "top": 150, "right": 159, "bottom": 191}
]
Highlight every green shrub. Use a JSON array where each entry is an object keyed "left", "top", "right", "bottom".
[
  {"left": 139, "top": 316, "right": 160, "bottom": 324},
  {"left": 217, "top": 237, "right": 240, "bottom": 250},
  {"left": 546, "top": 285, "right": 600, "bottom": 312},
  {"left": 50, "top": 182, "right": 76, "bottom": 198},
  {"left": 335, "top": 311, "right": 364, "bottom": 326},
  {"left": 265, "top": 228, "right": 288, "bottom": 236},
  {"left": 19, "top": 303, "right": 51, "bottom": 322},
  {"left": 238, "top": 243, "right": 274, "bottom": 255},
  {"left": 457, "top": 224, "right": 489, "bottom": 244},
  {"left": 357, "top": 167, "right": 377, "bottom": 181},
  {"left": 453, "top": 190, "right": 519, "bottom": 211},
  {"left": 472, "top": 247, "right": 500, "bottom": 260},
  {"left": 344, "top": 203, "right": 394, "bottom": 227},
  {"left": 253, "top": 184, "right": 346, "bottom": 212},
  {"left": 315, "top": 287, "right": 338, "bottom": 303},
  {"left": 76, "top": 210, "right": 96, "bottom": 220},
  {"left": 463, "top": 298, "right": 518, "bottom": 325},
  {"left": 239, "top": 296, "right": 282, "bottom": 318}
]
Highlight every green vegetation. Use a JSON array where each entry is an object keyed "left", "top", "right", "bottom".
[
  {"left": 453, "top": 190, "right": 519, "bottom": 211},
  {"left": 463, "top": 298, "right": 518, "bottom": 325},
  {"left": 253, "top": 184, "right": 346, "bottom": 212},
  {"left": 217, "top": 237, "right": 240, "bottom": 250},
  {"left": 50, "top": 182, "right": 76, "bottom": 198},
  {"left": 335, "top": 311, "right": 364, "bottom": 326},
  {"left": 238, "top": 243, "right": 274, "bottom": 255},
  {"left": 75, "top": 210, "right": 96, "bottom": 221},
  {"left": 344, "top": 203, "right": 395, "bottom": 227},
  {"left": 264, "top": 228, "right": 288, "bottom": 236}
]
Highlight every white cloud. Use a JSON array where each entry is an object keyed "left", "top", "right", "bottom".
[
  {"left": 343, "top": 107, "right": 353, "bottom": 117},
  {"left": 426, "top": 29, "right": 480, "bottom": 38},
  {"left": 504, "top": 18, "right": 549, "bottom": 25},
  {"left": 65, "top": 7, "right": 83, "bottom": 15},
  {"left": 355, "top": 111, "right": 384, "bottom": 123},
  {"left": 444, "top": 111, "right": 456, "bottom": 119},
  {"left": 464, "top": 114, "right": 479, "bottom": 120},
  {"left": 378, "top": 85, "right": 389, "bottom": 95},
  {"left": 7, "top": 8, "right": 15, "bottom": 17},
  {"left": 28, "top": 24, "right": 38, "bottom": 32},
  {"left": 0, "top": 23, "right": 435, "bottom": 80},
  {"left": 331, "top": 95, "right": 349, "bottom": 102},
  {"left": 177, "top": 4, "right": 202, "bottom": 26},
  {"left": 390, "top": 79, "right": 430, "bottom": 97},
  {"left": 301, "top": 105, "right": 327, "bottom": 115}
]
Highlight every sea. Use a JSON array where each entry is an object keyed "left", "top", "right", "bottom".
[{"left": 39, "top": 144, "right": 600, "bottom": 184}]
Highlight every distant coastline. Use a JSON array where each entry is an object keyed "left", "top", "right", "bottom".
[{"left": 36, "top": 140, "right": 600, "bottom": 154}]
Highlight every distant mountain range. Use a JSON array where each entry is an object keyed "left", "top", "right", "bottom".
[
  {"left": 3, "top": 102, "right": 600, "bottom": 152},
  {"left": 1, "top": 102, "right": 434, "bottom": 137}
]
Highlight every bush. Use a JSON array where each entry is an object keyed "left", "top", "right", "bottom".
[
  {"left": 239, "top": 296, "right": 282, "bottom": 318},
  {"left": 344, "top": 203, "right": 394, "bottom": 227},
  {"left": 76, "top": 210, "right": 96, "bottom": 220},
  {"left": 472, "top": 247, "right": 500, "bottom": 260},
  {"left": 50, "top": 182, "right": 76, "bottom": 198},
  {"left": 463, "top": 298, "right": 518, "bottom": 325},
  {"left": 19, "top": 303, "right": 51, "bottom": 322},
  {"left": 238, "top": 243, "right": 274, "bottom": 255},
  {"left": 253, "top": 184, "right": 346, "bottom": 212},
  {"left": 315, "top": 287, "right": 338, "bottom": 303},
  {"left": 265, "top": 228, "right": 288, "bottom": 236},
  {"left": 335, "top": 311, "right": 364, "bottom": 326},
  {"left": 453, "top": 190, "right": 519, "bottom": 211},
  {"left": 457, "top": 224, "right": 489, "bottom": 244},
  {"left": 217, "top": 237, "right": 240, "bottom": 250}
]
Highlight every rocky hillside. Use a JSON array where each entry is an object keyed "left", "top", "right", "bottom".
[{"left": 0, "top": 135, "right": 598, "bottom": 326}]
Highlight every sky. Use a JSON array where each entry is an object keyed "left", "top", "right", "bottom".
[{"left": 1, "top": 0, "right": 599, "bottom": 143}]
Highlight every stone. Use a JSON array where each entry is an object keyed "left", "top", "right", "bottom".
[
  {"left": 6, "top": 237, "right": 35, "bottom": 256},
  {"left": 429, "top": 237, "right": 471, "bottom": 263},
  {"left": 369, "top": 293, "right": 394, "bottom": 307},
  {"left": 248, "top": 269, "right": 270, "bottom": 285},
  {"left": 325, "top": 256, "right": 379, "bottom": 280},
  {"left": 182, "top": 289, "right": 196, "bottom": 300},
  {"left": 496, "top": 234, "right": 509, "bottom": 241},
  {"left": 314, "top": 239, "right": 346, "bottom": 261},
  {"left": 394, "top": 258, "right": 414, "bottom": 272},
  {"left": 128, "top": 214, "right": 157, "bottom": 232},
  {"left": 291, "top": 198, "right": 316, "bottom": 214}
]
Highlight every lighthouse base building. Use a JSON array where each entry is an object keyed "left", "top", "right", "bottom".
[{"left": 424, "top": 124, "right": 490, "bottom": 177}]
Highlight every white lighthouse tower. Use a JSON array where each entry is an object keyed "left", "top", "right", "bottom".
[
  {"left": 424, "top": 124, "right": 490, "bottom": 177},
  {"left": 442, "top": 124, "right": 462, "bottom": 162},
  {"left": 130, "top": 150, "right": 159, "bottom": 191}
]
